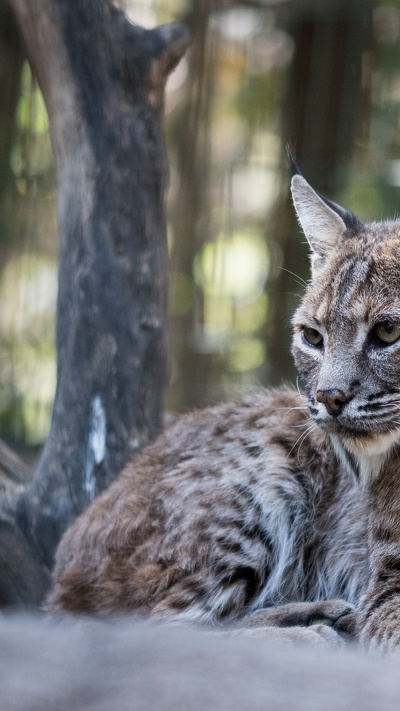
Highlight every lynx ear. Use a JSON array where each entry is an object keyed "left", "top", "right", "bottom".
[{"left": 291, "top": 175, "right": 347, "bottom": 272}]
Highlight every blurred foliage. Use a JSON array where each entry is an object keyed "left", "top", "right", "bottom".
[
  {"left": 0, "top": 43, "right": 56, "bottom": 448},
  {"left": 2, "top": 0, "right": 400, "bottom": 449}
]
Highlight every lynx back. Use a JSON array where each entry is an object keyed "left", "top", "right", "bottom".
[{"left": 48, "top": 169, "right": 400, "bottom": 653}]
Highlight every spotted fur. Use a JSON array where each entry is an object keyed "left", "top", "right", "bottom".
[{"left": 48, "top": 173, "right": 400, "bottom": 652}]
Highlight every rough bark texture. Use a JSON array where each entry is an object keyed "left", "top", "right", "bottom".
[
  {"left": 3, "top": 0, "right": 189, "bottom": 603},
  {"left": 0, "top": 440, "right": 31, "bottom": 486}
]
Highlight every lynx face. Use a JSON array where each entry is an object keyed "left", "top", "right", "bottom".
[{"left": 291, "top": 175, "right": 400, "bottom": 478}]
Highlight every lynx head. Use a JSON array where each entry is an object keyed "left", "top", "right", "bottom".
[{"left": 291, "top": 169, "right": 400, "bottom": 482}]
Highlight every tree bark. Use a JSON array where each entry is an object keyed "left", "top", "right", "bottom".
[
  {"left": 0, "top": 439, "right": 31, "bottom": 486},
  {"left": 3, "top": 0, "right": 189, "bottom": 601}
]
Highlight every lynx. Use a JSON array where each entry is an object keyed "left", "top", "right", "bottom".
[{"left": 47, "top": 166, "right": 400, "bottom": 653}]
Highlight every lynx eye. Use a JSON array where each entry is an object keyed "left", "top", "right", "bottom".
[
  {"left": 302, "top": 327, "right": 323, "bottom": 347},
  {"left": 373, "top": 320, "right": 400, "bottom": 345}
]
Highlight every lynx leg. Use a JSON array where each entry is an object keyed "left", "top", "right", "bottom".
[
  {"left": 241, "top": 599, "right": 354, "bottom": 629},
  {"left": 234, "top": 600, "right": 355, "bottom": 648}
]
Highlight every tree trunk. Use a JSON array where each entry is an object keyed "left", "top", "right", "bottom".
[
  {"left": 168, "top": 0, "right": 217, "bottom": 411},
  {"left": 265, "top": 0, "right": 373, "bottom": 385},
  {"left": 0, "top": 2, "right": 24, "bottom": 203},
  {"left": 2, "top": 0, "right": 188, "bottom": 603}
]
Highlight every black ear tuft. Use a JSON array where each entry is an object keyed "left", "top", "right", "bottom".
[
  {"left": 288, "top": 147, "right": 362, "bottom": 233},
  {"left": 318, "top": 194, "right": 362, "bottom": 232},
  {"left": 287, "top": 146, "right": 301, "bottom": 177}
]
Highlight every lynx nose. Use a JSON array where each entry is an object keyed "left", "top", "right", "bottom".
[{"left": 316, "top": 389, "right": 351, "bottom": 417}]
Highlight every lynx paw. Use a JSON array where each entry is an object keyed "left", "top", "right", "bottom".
[{"left": 242, "top": 599, "right": 354, "bottom": 631}]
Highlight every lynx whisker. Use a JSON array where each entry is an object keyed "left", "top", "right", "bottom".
[
  {"left": 286, "top": 422, "right": 317, "bottom": 460},
  {"left": 280, "top": 267, "right": 308, "bottom": 288},
  {"left": 275, "top": 405, "right": 308, "bottom": 412},
  {"left": 289, "top": 422, "right": 314, "bottom": 429},
  {"left": 274, "top": 405, "right": 309, "bottom": 427},
  {"left": 295, "top": 377, "right": 303, "bottom": 398}
]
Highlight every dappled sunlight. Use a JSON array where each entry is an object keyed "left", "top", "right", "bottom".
[
  {"left": 196, "top": 231, "right": 269, "bottom": 304},
  {"left": 0, "top": 254, "right": 56, "bottom": 445}
]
